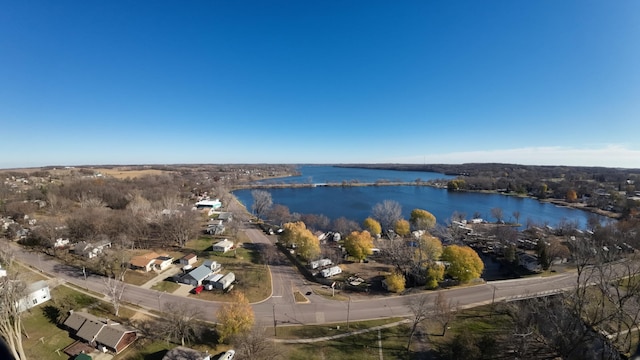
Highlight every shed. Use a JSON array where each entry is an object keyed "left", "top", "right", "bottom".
[
  {"left": 179, "top": 253, "right": 197, "bottom": 266},
  {"left": 212, "top": 239, "right": 234, "bottom": 253},
  {"left": 213, "top": 272, "right": 235, "bottom": 290}
]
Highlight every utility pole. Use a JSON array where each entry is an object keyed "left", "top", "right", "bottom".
[
  {"left": 490, "top": 285, "right": 496, "bottom": 317},
  {"left": 273, "top": 304, "right": 277, "bottom": 337},
  {"left": 347, "top": 296, "right": 351, "bottom": 330}
]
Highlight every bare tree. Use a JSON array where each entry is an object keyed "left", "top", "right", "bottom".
[
  {"left": 162, "top": 302, "right": 203, "bottom": 346},
  {"left": 251, "top": 190, "right": 273, "bottom": 220},
  {"left": 490, "top": 207, "right": 504, "bottom": 223},
  {"left": 432, "top": 291, "right": 456, "bottom": 336},
  {"left": 406, "top": 294, "right": 430, "bottom": 351},
  {"left": 372, "top": 200, "right": 402, "bottom": 233},
  {"left": 160, "top": 208, "right": 201, "bottom": 247},
  {"left": 0, "top": 274, "right": 28, "bottom": 360},
  {"left": 103, "top": 275, "right": 126, "bottom": 316},
  {"left": 512, "top": 210, "right": 521, "bottom": 225},
  {"left": 233, "top": 326, "right": 282, "bottom": 360}
]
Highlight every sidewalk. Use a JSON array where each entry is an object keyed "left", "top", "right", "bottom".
[{"left": 272, "top": 319, "right": 410, "bottom": 343}]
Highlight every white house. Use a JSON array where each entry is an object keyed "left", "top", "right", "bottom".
[
  {"left": 212, "top": 239, "right": 234, "bottom": 253},
  {"left": 18, "top": 280, "right": 51, "bottom": 312},
  {"left": 195, "top": 199, "right": 222, "bottom": 210}
]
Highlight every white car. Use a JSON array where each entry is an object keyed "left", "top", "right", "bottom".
[{"left": 220, "top": 350, "right": 235, "bottom": 360}]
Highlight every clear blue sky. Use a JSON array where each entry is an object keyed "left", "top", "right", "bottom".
[{"left": 1, "top": 1, "right": 639, "bottom": 169}]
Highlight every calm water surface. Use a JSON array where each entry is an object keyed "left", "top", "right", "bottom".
[{"left": 234, "top": 165, "right": 607, "bottom": 229}]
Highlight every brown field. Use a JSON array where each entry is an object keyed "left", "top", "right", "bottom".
[{"left": 94, "top": 167, "right": 170, "bottom": 179}]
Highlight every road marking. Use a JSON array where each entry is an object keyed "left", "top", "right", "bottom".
[{"left": 272, "top": 295, "right": 283, "bottom": 298}]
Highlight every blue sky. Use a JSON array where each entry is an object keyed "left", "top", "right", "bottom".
[{"left": 1, "top": 1, "right": 639, "bottom": 169}]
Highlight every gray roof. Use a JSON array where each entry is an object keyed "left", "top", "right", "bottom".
[
  {"left": 96, "top": 324, "right": 133, "bottom": 349},
  {"left": 184, "top": 265, "right": 211, "bottom": 282},
  {"left": 162, "top": 346, "right": 209, "bottom": 360},
  {"left": 76, "top": 317, "right": 106, "bottom": 343},
  {"left": 27, "top": 280, "right": 49, "bottom": 292},
  {"left": 64, "top": 312, "right": 103, "bottom": 332}
]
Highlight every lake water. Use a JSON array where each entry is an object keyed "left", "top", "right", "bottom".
[{"left": 234, "top": 165, "right": 607, "bottom": 229}]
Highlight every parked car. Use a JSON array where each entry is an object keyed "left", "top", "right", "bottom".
[
  {"left": 220, "top": 349, "right": 235, "bottom": 360},
  {"left": 192, "top": 285, "right": 204, "bottom": 294}
]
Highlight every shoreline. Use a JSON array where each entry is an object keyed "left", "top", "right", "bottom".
[{"left": 231, "top": 181, "right": 622, "bottom": 221}]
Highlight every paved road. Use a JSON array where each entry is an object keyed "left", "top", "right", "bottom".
[{"left": 10, "top": 235, "right": 579, "bottom": 330}]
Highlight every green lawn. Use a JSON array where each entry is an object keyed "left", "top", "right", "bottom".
[
  {"left": 21, "top": 286, "right": 97, "bottom": 360},
  {"left": 151, "top": 280, "right": 181, "bottom": 293}
]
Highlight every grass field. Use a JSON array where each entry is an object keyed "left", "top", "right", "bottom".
[
  {"left": 282, "top": 323, "right": 413, "bottom": 360},
  {"left": 94, "top": 167, "right": 169, "bottom": 179}
]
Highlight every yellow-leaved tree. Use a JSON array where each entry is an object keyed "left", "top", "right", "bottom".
[
  {"left": 216, "top": 291, "right": 255, "bottom": 343},
  {"left": 425, "top": 263, "right": 445, "bottom": 289},
  {"left": 344, "top": 230, "right": 374, "bottom": 262},
  {"left": 362, "top": 217, "right": 382, "bottom": 237},
  {"left": 385, "top": 271, "right": 406, "bottom": 293},
  {"left": 410, "top": 209, "right": 436, "bottom": 231},
  {"left": 394, "top": 219, "right": 411, "bottom": 237},
  {"left": 441, "top": 245, "right": 484, "bottom": 283},
  {"left": 280, "top": 221, "right": 320, "bottom": 261}
]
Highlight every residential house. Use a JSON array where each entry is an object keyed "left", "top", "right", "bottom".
[
  {"left": 518, "top": 253, "right": 542, "bottom": 272},
  {"left": 195, "top": 199, "right": 222, "bottom": 210},
  {"left": 217, "top": 212, "right": 233, "bottom": 222},
  {"left": 64, "top": 311, "right": 137, "bottom": 355},
  {"left": 179, "top": 253, "right": 197, "bottom": 266},
  {"left": 206, "top": 220, "right": 225, "bottom": 235},
  {"left": 54, "top": 238, "right": 70, "bottom": 248},
  {"left": 162, "top": 346, "right": 211, "bottom": 360},
  {"left": 18, "top": 280, "right": 51, "bottom": 312},
  {"left": 153, "top": 256, "right": 174, "bottom": 271},
  {"left": 178, "top": 265, "right": 212, "bottom": 286},
  {"left": 212, "top": 239, "right": 234, "bottom": 253},
  {"left": 74, "top": 239, "right": 111, "bottom": 259},
  {"left": 129, "top": 252, "right": 161, "bottom": 272},
  {"left": 0, "top": 264, "right": 6, "bottom": 278}
]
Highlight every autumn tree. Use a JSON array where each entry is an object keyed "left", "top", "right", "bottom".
[
  {"left": 566, "top": 189, "right": 578, "bottom": 203},
  {"left": 279, "top": 221, "right": 320, "bottom": 261},
  {"left": 362, "top": 217, "right": 381, "bottom": 237},
  {"left": 371, "top": 200, "right": 402, "bottom": 233},
  {"left": 0, "top": 273, "right": 28, "bottom": 360},
  {"left": 441, "top": 245, "right": 484, "bottom": 283},
  {"left": 394, "top": 219, "right": 411, "bottom": 237},
  {"left": 410, "top": 208, "right": 437, "bottom": 231},
  {"left": 216, "top": 291, "right": 255, "bottom": 343},
  {"left": 425, "top": 263, "right": 445, "bottom": 289},
  {"left": 251, "top": 190, "right": 273, "bottom": 220},
  {"left": 384, "top": 271, "right": 405, "bottom": 293},
  {"left": 344, "top": 230, "right": 374, "bottom": 262}
]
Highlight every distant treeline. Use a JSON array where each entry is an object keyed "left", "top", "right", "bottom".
[{"left": 338, "top": 163, "right": 640, "bottom": 218}]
